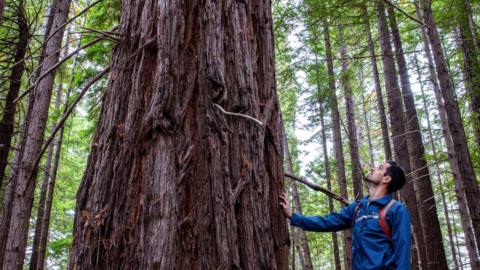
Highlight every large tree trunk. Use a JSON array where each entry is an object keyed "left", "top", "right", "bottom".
[
  {"left": 322, "top": 18, "right": 352, "bottom": 270},
  {"left": 282, "top": 127, "right": 313, "bottom": 270},
  {"left": 415, "top": 57, "right": 463, "bottom": 270},
  {"left": 338, "top": 25, "right": 364, "bottom": 199},
  {"left": 1, "top": 0, "right": 71, "bottom": 268},
  {"left": 319, "top": 103, "right": 341, "bottom": 270},
  {"left": 414, "top": 3, "right": 480, "bottom": 267},
  {"left": 0, "top": 0, "right": 29, "bottom": 190},
  {"left": 68, "top": 1, "right": 288, "bottom": 269},
  {"left": 360, "top": 4, "right": 392, "bottom": 161},
  {"left": 421, "top": 0, "right": 480, "bottom": 255},
  {"left": 374, "top": 2, "right": 426, "bottom": 268},
  {"left": 386, "top": 6, "right": 449, "bottom": 269},
  {"left": 455, "top": 0, "right": 480, "bottom": 148}
]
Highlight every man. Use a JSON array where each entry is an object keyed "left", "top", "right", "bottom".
[{"left": 279, "top": 161, "right": 411, "bottom": 270}]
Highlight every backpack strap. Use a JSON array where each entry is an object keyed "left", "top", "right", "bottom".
[
  {"left": 379, "top": 199, "right": 397, "bottom": 238},
  {"left": 353, "top": 202, "right": 362, "bottom": 225}
]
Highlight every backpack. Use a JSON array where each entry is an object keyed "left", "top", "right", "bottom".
[{"left": 353, "top": 199, "right": 397, "bottom": 238}]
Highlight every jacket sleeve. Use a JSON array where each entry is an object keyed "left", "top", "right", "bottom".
[
  {"left": 290, "top": 202, "right": 356, "bottom": 232},
  {"left": 391, "top": 204, "right": 412, "bottom": 270}
]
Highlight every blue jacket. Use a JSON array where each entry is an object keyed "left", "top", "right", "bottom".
[{"left": 290, "top": 194, "right": 411, "bottom": 270}]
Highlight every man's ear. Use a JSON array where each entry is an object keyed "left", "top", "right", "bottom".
[{"left": 382, "top": 175, "right": 392, "bottom": 185}]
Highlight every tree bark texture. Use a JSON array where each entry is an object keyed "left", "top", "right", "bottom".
[
  {"left": 422, "top": 0, "right": 480, "bottom": 256},
  {"left": 375, "top": 2, "right": 426, "bottom": 268},
  {"left": 322, "top": 18, "right": 352, "bottom": 270},
  {"left": 1, "top": 0, "right": 71, "bottom": 268},
  {"left": 387, "top": 6, "right": 448, "bottom": 269},
  {"left": 415, "top": 57, "right": 463, "bottom": 270},
  {"left": 338, "top": 25, "right": 364, "bottom": 199},
  {"left": 360, "top": 4, "right": 392, "bottom": 161},
  {"left": 68, "top": 1, "right": 288, "bottom": 269},
  {"left": 0, "top": 0, "right": 29, "bottom": 190},
  {"left": 455, "top": 0, "right": 480, "bottom": 148}
]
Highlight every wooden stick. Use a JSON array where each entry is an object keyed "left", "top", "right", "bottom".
[
  {"left": 284, "top": 173, "right": 349, "bottom": 206},
  {"left": 214, "top": 103, "right": 264, "bottom": 126},
  {"left": 383, "top": 0, "right": 432, "bottom": 29}
]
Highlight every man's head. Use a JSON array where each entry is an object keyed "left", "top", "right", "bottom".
[{"left": 364, "top": 161, "right": 406, "bottom": 194}]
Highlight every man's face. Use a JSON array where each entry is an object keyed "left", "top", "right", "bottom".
[{"left": 365, "top": 162, "right": 391, "bottom": 184}]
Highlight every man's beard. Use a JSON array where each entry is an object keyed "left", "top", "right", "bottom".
[{"left": 363, "top": 175, "right": 380, "bottom": 185}]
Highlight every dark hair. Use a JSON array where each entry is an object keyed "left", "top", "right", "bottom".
[{"left": 384, "top": 161, "right": 406, "bottom": 194}]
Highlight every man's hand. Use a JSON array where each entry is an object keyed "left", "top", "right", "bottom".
[{"left": 279, "top": 193, "right": 292, "bottom": 219}]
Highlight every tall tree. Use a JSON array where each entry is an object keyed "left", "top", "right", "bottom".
[
  {"left": 0, "top": 0, "right": 29, "bottom": 190},
  {"left": 360, "top": 4, "right": 392, "bottom": 161},
  {"left": 374, "top": 1, "right": 427, "bottom": 268},
  {"left": 318, "top": 99, "right": 341, "bottom": 270},
  {"left": 1, "top": 0, "right": 71, "bottom": 268},
  {"left": 386, "top": 5, "right": 448, "bottom": 269},
  {"left": 338, "top": 24, "right": 364, "bottom": 199},
  {"left": 454, "top": 0, "right": 480, "bottom": 147},
  {"left": 422, "top": 0, "right": 480, "bottom": 253},
  {"left": 415, "top": 56, "right": 462, "bottom": 269},
  {"left": 68, "top": 1, "right": 288, "bottom": 269},
  {"left": 322, "top": 17, "right": 352, "bottom": 270}
]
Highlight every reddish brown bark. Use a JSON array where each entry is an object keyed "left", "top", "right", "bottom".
[
  {"left": 0, "top": 0, "right": 29, "bottom": 190},
  {"left": 360, "top": 4, "right": 392, "bottom": 161},
  {"left": 68, "top": 1, "right": 288, "bottom": 269},
  {"left": 387, "top": 6, "right": 448, "bottom": 269},
  {"left": 1, "top": 0, "right": 71, "bottom": 268},
  {"left": 422, "top": 0, "right": 480, "bottom": 257},
  {"left": 322, "top": 18, "right": 352, "bottom": 270},
  {"left": 375, "top": 1, "right": 426, "bottom": 268}
]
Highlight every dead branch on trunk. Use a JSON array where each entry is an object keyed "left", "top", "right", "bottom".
[{"left": 284, "top": 173, "right": 349, "bottom": 206}]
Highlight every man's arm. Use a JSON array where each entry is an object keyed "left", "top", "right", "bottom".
[
  {"left": 279, "top": 194, "right": 356, "bottom": 232},
  {"left": 391, "top": 204, "right": 412, "bottom": 269}
]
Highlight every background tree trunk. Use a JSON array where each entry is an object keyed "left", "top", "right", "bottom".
[
  {"left": 338, "top": 25, "right": 364, "bottom": 199},
  {"left": 387, "top": 6, "right": 448, "bottom": 269},
  {"left": 322, "top": 18, "right": 352, "bottom": 270},
  {"left": 68, "top": 1, "right": 288, "bottom": 269},
  {"left": 375, "top": 2, "right": 426, "bottom": 268},
  {"left": 360, "top": 4, "right": 392, "bottom": 161},
  {"left": 0, "top": 0, "right": 29, "bottom": 192},
  {"left": 422, "top": 0, "right": 480, "bottom": 254},
  {"left": 1, "top": 0, "right": 71, "bottom": 268}
]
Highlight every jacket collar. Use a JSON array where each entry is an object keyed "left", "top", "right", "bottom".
[{"left": 364, "top": 193, "right": 393, "bottom": 206}]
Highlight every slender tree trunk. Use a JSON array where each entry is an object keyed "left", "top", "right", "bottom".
[
  {"left": 360, "top": 90, "right": 374, "bottom": 167},
  {"left": 282, "top": 127, "right": 313, "bottom": 270},
  {"left": 322, "top": 17, "right": 352, "bottom": 270},
  {"left": 415, "top": 57, "right": 463, "bottom": 270},
  {"left": 455, "top": 0, "right": 480, "bottom": 148},
  {"left": 360, "top": 4, "right": 392, "bottom": 161},
  {"left": 1, "top": 0, "right": 71, "bottom": 268},
  {"left": 422, "top": 0, "right": 480, "bottom": 255},
  {"left": 0, "top": 0, "right": 29, "bottom": 190},
  {"left": 387, "top": 6, "right": 449, "bottom": 269},
  {"left": 68, "top": 1, "right": 288, "bottom": 269},
  {"left": 319, "top": 103, "right": 341, "bottom": 270},
  {"left": 375, "top": 2, "right": 427, "bottom": 268},
  {"left": 338, "top": 25, "right": 364, "bottom": 199},
  {"left": 414, "top": 3, "right": 480, "bottom": 267}
]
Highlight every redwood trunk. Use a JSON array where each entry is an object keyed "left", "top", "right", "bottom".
[
  {"left": 0, "top": 0, "right": 29, "bottom": 188},
  {"left": 338, "top": 25, "right": 364, "bottom": 199},
  {"left": 455, "top": 0, "right": 480, "bottom": 148},
  {"left": 68, "top": 1, "right": 288, "bottom": 269},
  {"left": 387, "top": 6, "right": 448, "bottom": 269},
  {"left": 375, "top": 2, "right": 426, "bottom": 268},
  {"left": 322, "top": 18, "right": 352, "bottom": 270},
  {"left": 422, "top": 0, "right": 480, "bottom": 255},
  {"left": 360, "top": 4, "right": 392, "bottom": 161},
  {"left": 1, "top": 0, "right": 71, "bottom": 268},
  {"left": 319, "top": 103, "right": 341, "bottom": 270}
]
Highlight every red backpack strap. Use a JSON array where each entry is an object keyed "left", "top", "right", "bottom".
[
  {"left": 379, "top": 199, "right": 397, "bottom": 238},
  {"left": 353, "top": 202, "right": 362, "bottom": 224}
]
